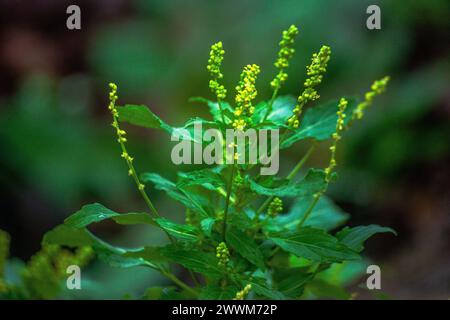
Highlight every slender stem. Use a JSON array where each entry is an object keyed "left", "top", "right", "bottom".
[
  {"left": 111, "top": 108, "right": 160, "bottom": 218},
  {"left": 222, "top": 164, "right": 236, "bottom": 241},
  {"left": 262, "top": 87, "right": 279, "bottom": 122},
  {"left": 162, "top": 270, "right": 199, "bottom": 297},
  {"left": 287, "top": 142, "right": 317, "bottom": 179},
  {"left": 298, "top": 193, "right": 321, "bottom": 228},
  {"left": 256, "top": 143, "right": 317, "bottom": 215},
  {"left": 217, "top": 99, "right": 226, "bottom": 124}
]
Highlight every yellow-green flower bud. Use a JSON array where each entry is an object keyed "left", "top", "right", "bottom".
[
  {"left": 268, "top": 197, "right": 283, "bottom": 217},
  {"left": 207, "top": 42, "right": 227, "bottom": 100},
  {"left": 233, "top": 284, "right": 252, "bottom": 300},
  {"left": 325, "top": 98, "right": 348, "bottom": 181},
  {"left": 271, "top": 25, "right": 299, "bottom": 90},
  {"left": 216, "top": 242, "right": 230, "bottom": 267},
  {"left": 353, "top": 76, "right": 390, "bottom": 120},
  {"left": 288, "top": 46, "right": 331, "bottom": 128}
]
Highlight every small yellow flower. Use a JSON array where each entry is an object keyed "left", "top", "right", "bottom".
[
  {"left": 325, "top": 98, "right": 348, "bottom": 181},
  {"left": 271, "top": 25, "right": 299, "bottom": 90},
  {"left": 216, "top": 242, "right": 230, "bottom": 267},
  {"left": 207, "top": 42, "right": 227, "bottom": 100},
  {"left": 288, "top": 46, "right": 331, "bottom": 128},
  {"left": 233, "top": 284, "right": 252, "bottom": 300},
  {"left": 353, "top": 76, "right": 390, "bottom": 120}
]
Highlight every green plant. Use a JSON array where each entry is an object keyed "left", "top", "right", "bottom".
[{"left": 1, "top": 25, "right": 395, "bottom": 300}]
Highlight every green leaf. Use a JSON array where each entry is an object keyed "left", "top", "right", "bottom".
[
  {"left": 240, "top": 277, "right": 285, "bottom": 300},
  {"left": 269, "top": 227, "right": 360, "bottom": 263},
  {"left": 118, "top": 104, "right": 216, "bottom": 142},
  {"left": 177, "top": 167, "right": 225, "bottom": 191},
  {"left": 64, "top": 203, "right": 154, "bottom": 228},
  {"left": 276, "top": 271, "right": 314, "bottom": 298},
  {"left": 252, "top": 95, "right": 296, "bottom": 125},
  {"left": 249, "top": 169, "right": 327, "bottom": 197},
  {"left": 118, "top": 104, "right": 167, "bottom": 129},
  {"left": 142, "top": 173, "right": 210, "bottom": 218},
  {"left": 155, "top": 218, "right": 199, "bottom": 242},
  {"left": 189, "top": 97, "right": 234, "bottom": 124},
  {"left": 161, "top": 246, "right": 223, "bottom": 279},
  {"left": 227, "top": 227, "right": 265, "bottom": 269},
  {"left": 268, "top": 195, "right": 349, "bottom": 232},
  {"left": 336, "top": 224, "right": 396, "bottom": 252},
  {"left": 304, "top": 279, "right": 351, "bottom": 299},
  {"left": 43, "top": 225, "right": 164, "bottom": 269},
  {"left": 200, "top": 218, "right": 216, "bottom": 237},
  {"left": 316, "top": 260, "right": 368, "bottom": 287},
  {"left": 281, "top": 98, "right": 358, "bottom": 148},
  {"left": 199, "top": 285, "right": 239, "bottom": 300},
  {"left": 43, "top": 225, "right": 96, "bottom": 247}
]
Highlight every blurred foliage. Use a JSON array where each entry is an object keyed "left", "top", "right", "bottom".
[{"left": 0, "top": 0, "right": 448, "bottom": 298}]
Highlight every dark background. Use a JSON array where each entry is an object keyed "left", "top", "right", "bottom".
[{"left": 0, "top": 0, "right": 449, "bottom": 299}]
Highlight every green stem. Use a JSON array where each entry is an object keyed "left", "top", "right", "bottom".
[
  {"left": 262, "top": 87, "right": 279, "bottom": 122},
  {"left": 298, "top": 193, "right": 322, "bottom": 228},
  {"left": 217, "top": 98, "right": 226, "bottom": 124},
  {"left": 162, "top": 270, "right": 199, "bottom": 297},
  {"left": 256, "top": 143, "right": 316, "bottom": 216},
  {"left": 287, "top": 142, "right": 317, "bottom": 179},
  {"left": 222, "top": 164, "right": 236, "bottom": 241}
]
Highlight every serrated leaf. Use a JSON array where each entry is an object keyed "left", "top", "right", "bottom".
[
  {"left": 142, "top": 173, "right": 210, "bottom": 218},
  {"left": 155, "top": 218, "right": 199, "bottom": 242},
  {"left": 199, "top": 285, "right": 238, "bottom": 300},
  {"left": 161, "top": 246, "right": 223, "bottom": 278},
  {"left": 64, "top": 203, "right": 154, "bottom": 228},
  {"left": 227, "top": 227, "right": 265, "bottom": 269},
  {"left": 249, "top": 169, "right": 327, "bottom": 197},
  {"left": 269, "top": 227, "right": 360, "bottom": 263},
  {"left": 281, "top": 98, "right": 358, "bottom": 148},
  {"left": 336, "top": 224, "right": 396, "bottom": 252},
  {"left": 268, "top": 195, "right": 349, "bottom": 232}
]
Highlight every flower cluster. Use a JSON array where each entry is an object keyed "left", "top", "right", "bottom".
[
  {"left": 233, "top": 64, "right": 260, "bottom": 130},
  {"left": 108, "top": 83, "right": 145, "bottom": 189},
  {"left": 268, "top": 197, "right": 283, "bottom": 217},
  {"left": 233, "top": 284, "right": 252, "bottom": 300},
  {"left": 287, "top": 45, "right": 332, "bottom": 128},
  {"left": 271, "top": 25, "right": 299, "bottom": 90},
  {"left": 325, "top": 98, "right": 348, "bottom": 181},
  {"left": 216, "top": 242, "right": 230, "bottom": 267},
  {"left": 207, "top": 42, "right": 227, "bottom": 100},
  {"left": 353, "top": 76, "right": 390, "bottom": 120}
]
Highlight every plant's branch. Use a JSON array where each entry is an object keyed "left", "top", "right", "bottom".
[
  {"left": 222, "top": 164, "right": 236, "bottom": 241},
  {"left": 256, "top": 142, "right": 317, "bottom": 216},
  {"left": 297, "top": 193, "right": 321, "bottom": 228},
  {"left": 217, "top": 98, "right": 226, "bottom": 124},
  {"left": 262, "top": 87, "right": 279, "bottom": 122},
  {"left": 161, "top": 270, "right": 199, "bottom": 297}
]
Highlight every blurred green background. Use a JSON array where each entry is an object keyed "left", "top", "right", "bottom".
[{"left": 0, "top": 0, "right": 448, "bottom": 299}]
